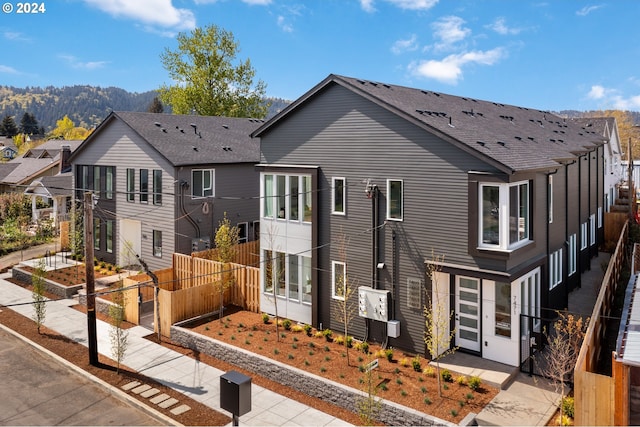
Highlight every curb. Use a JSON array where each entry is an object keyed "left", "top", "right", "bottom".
[{"left": 0, "top": 322, "right": 182, "bottom": 426}]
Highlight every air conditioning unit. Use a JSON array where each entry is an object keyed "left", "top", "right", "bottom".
[{"left": 358, "top": 286, "right": 390, "bottom": 322}]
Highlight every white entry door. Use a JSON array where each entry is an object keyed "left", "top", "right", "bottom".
[
  {"left": 456, "top": 276, "right": 481, "bottom": 352},
  {"left": 119, "top": 219, "right": 141, "bottom": 267}
]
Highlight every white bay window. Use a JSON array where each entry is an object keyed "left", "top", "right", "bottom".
[{"left": 480, "top": 181, "right": 530, "bottom": 250}]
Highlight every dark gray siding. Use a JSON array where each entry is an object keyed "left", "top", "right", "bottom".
[{"left": 174, "top": 163, "right": 259, "bottom": 255}]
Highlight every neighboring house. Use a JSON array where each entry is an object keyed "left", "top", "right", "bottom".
[
  {"left": 253, "top": 74, "right": 607, "bottom": 367},
  {"left": 23, "top": 173, "right": 73, "bottom": 228},
  {"left": 68, "top": 111, "right": 263, "bottom": 271},
  {"left": 0, "top": 139, "right": 81, "bottom": 193},
  {"left": 572, "top": 117, "right": 624, "bottom": 212},
  {"left": 0, "top": 140, "right": 18, "bottom": 160}
]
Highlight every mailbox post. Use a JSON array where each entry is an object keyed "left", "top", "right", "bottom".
[{"left": 220, "top": 370, "right": 251, "bottom": 426}]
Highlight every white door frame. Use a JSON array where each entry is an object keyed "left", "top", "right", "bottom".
[{"left": 455, "top": 276, "right": 481, "bottom": 352}]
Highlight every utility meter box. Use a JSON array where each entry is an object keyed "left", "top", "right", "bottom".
[
  {"left": 358, "top": 286, "right": 390, "bottom": 322},
  {"left": 387, "top": 320, "right": 401, "bottom": 338},
  {"left": 220, "top": 370, "right": 252, "bottom": 417}
]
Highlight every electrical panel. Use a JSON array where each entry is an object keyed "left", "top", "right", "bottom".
[
  {"left": 191, "top": 237, "right": 211, "bottom": 253},
  {"left": 358, "top": 286, "right": 390, "bottom": 322}
]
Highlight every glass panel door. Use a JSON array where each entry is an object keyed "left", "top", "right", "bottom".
[{"left": 456, "top": 277, "right": 481, "bottom": 352}]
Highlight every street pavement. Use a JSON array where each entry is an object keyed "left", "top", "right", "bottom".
[{"left": 0, "top": 326, "right": 170, "bottom": 426}]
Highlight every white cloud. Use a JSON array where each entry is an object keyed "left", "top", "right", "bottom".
[
  {"left": 386, "top": 0, "right": 439, "bottom": 10},
  {"left": 59, "top": 54, "right": 109, "bottom": 70},
  {"left": 487, "top": 17, "right": 522, "bottom": 35},
  {"left": 391, "top": 35, "right": 419, "bottom": 54},
  {"left": 0, "top": 65, "right": 18, "bottom": 74},
  {"left": 82, "top": 0, "right": 196, "bottom": 30},
  {"left": 431, "top": 16, "right": 471, "bottom": 51},
  {"left": 194, "top": 0, "right": 271, "bottom": 3},
  {"left": 576, "top": 5, "right": 604, "bottom": 16},
  {"left": 277, "top": 16, "right": 294, "bottom": 33},
  {"left": 360, "top": 0, "right": 438, "bottom": 12},
  {"left": 4, "top": 31, "right": 30, "bottom": 42},
  {"left": 587, "top": 85, "right": 606, "bottom": 99},
  {"left": 409, "top": 48, "right": 505, "bottom": 84}
]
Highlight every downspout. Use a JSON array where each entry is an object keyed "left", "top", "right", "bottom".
[
  {"left": 546, "top": 169, "right": 558, "bottom": 309},
  {"left": 578, "top": 156, "right": 582, "bottom": 288},
  {"left": 565, "top": 160, "right": 576, "bottom": 302}
]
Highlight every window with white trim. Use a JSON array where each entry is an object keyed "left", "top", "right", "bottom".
[
  {"left": 126, "top": 168, "right": 135, "bottom": 202},
  {"left": 140, "top": 169, "right": 148, "bottom": 203},
  {"left": 153, "top": 170, "right": 162, "bottom": 205},
  {"left": 581, "top": 222, "right": 588, "bottom": 250},
  {"left": 332, "top": 177, "right": 345, "bottom": 215},
  {"left": 106, "top": 167, "right": 114, "bottom": 200},
  {"left": 262, "top": 173, "right": 313, "bottom": 222},
  {"left": 589, "top": 214, "right": 596, "bottom": 245},
  {"left": 237, "top": 222, "right": 248, "bottom": 243},
  {"left": 568, "top": 233, "right": 577, "bottom": 275},
  {"left": 387, "top": 179, "right": 403, "bottom": 220},
  {"left": 192, "top": 169, "right": 214, "bottom": 198},
  {"left": 153, "top": 230, "right": 162, "bottom": 257},
  {"left": 549, "top": 248, "right": 563, "bottom": 290},
  {"left": 332, "top": 261, "right": 346, "bottom": 300},
  {"left": 106, "top": 220, "right": 113, "bottom": 253},
  {"left": 479, "top": 181, "right": 531, "bottom": 250}
]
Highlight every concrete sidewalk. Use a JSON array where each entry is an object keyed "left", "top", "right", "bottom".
[{"left": 0, "top": 272, "right": 352, "bottom": 427}]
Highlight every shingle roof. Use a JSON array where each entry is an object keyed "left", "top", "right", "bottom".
[
  {"left": 37, "top": 173, "right": 72, "bottom": 197},
  {"left": 254, "top": 74, "right": 606, "bottom": 174},
  {"left": 74, "top": 112, "right": 263, "bottom": 167}
]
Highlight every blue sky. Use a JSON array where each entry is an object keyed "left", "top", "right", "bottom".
[{"left": 2, "top": 0, "right": 640, "bottom": 112}]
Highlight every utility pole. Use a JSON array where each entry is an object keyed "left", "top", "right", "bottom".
[
  {"left": 629, "top": 138, "right": 634, "bottom": 220},
  {"left": 84, "top": 192, "right": 99, "bottom": 366}
]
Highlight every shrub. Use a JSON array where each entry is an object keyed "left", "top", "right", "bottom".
[
  {"left": 291, "top": 324, "right": 304, "bottom": 333},
  {"left": 423, "top": 366, "right": 436, "bottom": 377},
  {"left": 358, "top": 341, "right": 369, "bottom": 354},
  {"left": 345, "top": 335, "right": 353, "bottom": 348},
  {"left": 322, "top": 328, "right": 333, "bottom": 341},
  {"left": 399, "top": 357, "right": 410, "bottom": 367},
  {"left": 303, "top": 324, "right": 312, "bottom": 335},
  {"left": 424, "top": 397, "right": 432, "bottom": 405},
  {"left": 261, "top": 313, "right": 270, "bottom": 324},
  {"left": 450, "top": 409, "right": 458, "bottom": 417},
  {"left": 334, "top": 335, "right": 345, "bottom": 346},
  {"left": 561, "top": 396, "right": 574, "bottom": 418},
  {"left": 385, "top": 348, "right": 394, "bottom": 362},
  {"left": 420, "top": 386, "right": 427, "bottom": 394},
  {"left": 440, "top": 369, "right": 453, "bottom": 382},
  {"left": 411, "top": 355, "right": 422, "bottom": 372},
  {"left": 282, "top": 318, "right": 292, "bottom": 330},
  {"left": 468, "top": 375, "right": 482, "bottom": 391},
  {"left": 456, "top": 375, "right": 467, "bottom": 386},
  {"left": 314, "top": 331, "right": 324, "bottom": 339}
]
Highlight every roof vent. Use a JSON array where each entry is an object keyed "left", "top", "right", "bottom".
[
  {"left": 476, "top": 141, "right": 486, "bottom": 147},
  {"left": 497, "top": 141, "right": 506, "bottom": 146},
  {"left": 154, "top": 122, "right": 162, "bottom": 127},
  {"left": 222, "top": 124, "right": 229, "bottom": 129},
  {"left": 515, "top": 136, "right": 522, "bottom": 141},
  {"left": 192, "top": 146, "right": 198, "bottom": 152},
  {"left": 161, "top": 128, "right": 167, "bottom": 133},
  {"left": 448, "top": 117, "right": 454, "bottom": 127}
]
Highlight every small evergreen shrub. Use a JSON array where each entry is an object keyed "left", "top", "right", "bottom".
[
  {"left": 468, "top": 375, "right": 482, "bottom": 391},
  {"left": 303, "top": 324, "right": 312, "bottom": 335},
  {"left": 261, "top": 313, "right": 270, "bottom": 324},
  {"left": 411, "top": 355, "right": 422, "bottom": 372},
  {"left": 385, "top": 348, "right": 394, "bottom": 362},
  {"left": 561, "top": 396, "right": 574, "bottom": 418},
  {"left": 282, "top": 318, "right": 292, "bottom": 330},
  {"left": 440, "top": 369, "right": 453, "bottom": 382}
]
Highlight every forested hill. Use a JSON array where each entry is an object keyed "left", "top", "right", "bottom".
[{"left": 0, "top": 85, "right": 291, "bottom": 133}]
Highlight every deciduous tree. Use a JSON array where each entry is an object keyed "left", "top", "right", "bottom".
[
  {"left": 158, "top": 24, "right": 268, "bottom": 118},
  {"left": 214, "top": 213, "right": 239, "bottom": 321}
]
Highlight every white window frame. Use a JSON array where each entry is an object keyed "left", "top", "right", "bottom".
[
  {"left": 192, "top": 169, "right": 214, "bottom": 199},
  {"left": 262, "top": 173, "right": 313, "bottom": 223},
  {"left": 332, "top": 177, "right": 346, "bottom": 215},
  {"left": 549, "top": 248, "right": 563, "bottom": 290},
  {"left": 126, "top": 168, "right": 135, "bottom": 202},
  {"left": 589, "top": 214, "right": 596, "bottom": 245},
  {"left": 581, "top": 222, "right": 588, "bottom": 250},
  {"left": 387, "top": 179, "right": 403, "bottom": 221},
  {"left": 106, "top": 166, "right": 114, "bottom": 200},
  {"left": 568, "top": 233, "right": 577, "bottom": 275},
  {"left": 331, "top": 260, "right": 346, "bottom": 301},
  {"left": 479, "top": 180, "right": 531, "bottom": 250}
]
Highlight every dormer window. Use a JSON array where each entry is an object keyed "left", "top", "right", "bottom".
[{"left": 479, "top": 181, "right": 530, "bottom": 250}]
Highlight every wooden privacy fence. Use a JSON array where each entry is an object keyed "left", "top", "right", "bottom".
[
  {"left": 192, "top": 239, "right": 260, "bottom": 267},
  {"left": 574, "top": 220, "right": 628, "bottom": 426},
  {"left": 604, "top": 212, "right": 628, "bottom": 247},
  {"left": 122, "top": 252, "right": 260, "bottom": 337}
]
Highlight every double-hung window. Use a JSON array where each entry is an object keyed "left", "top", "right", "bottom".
[
  {"left": 387, "top": 179, "right": 403, "bottom": 220},
  {"left": 105, "top": 167, "right": 114, "bottom": 200},
  {"left": 140, "top": 169, "right": 148, "bottom": 203},
  {"left": 332, "top": 177, "right": 346, "bottom": 215},
  {"left": 549, "top": 248, "right": 563, "bottom": 290},
  {"left": 153, "top": 170, "right": 162, "bottom": 205},
  {"left": 568, "top": 234, "right": 577, "bottom": 275},
  {"left": 153, "top": 230, "right": 162, "bottom": 257},
  {"left": 126, "top": 169, "right": 135, "bottom": 202},
  {"left": 332, "top": 261, "right": 346, "bottom": 300},
  {"left": 192, "top": 169, "right": 214, "bottom": 198},
  {"left": 479, "top": 180, "right": 530, "bottom": 250}
]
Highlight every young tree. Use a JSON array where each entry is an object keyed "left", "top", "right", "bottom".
[
  {"left": 48, "top": 115, "right": 90, "bottom": 140},
  {"left": 263, "top": 223, "right": 284, "bottom": 341},
  {"left": 333, "top": 232, "right": 357, "bottom": 366},
  {"left": 109, "top": 280, "right": 129, "bottom": 373},
  {"left": 356, "top": 350, "right": 382, "bottom": 426},
  {"left": 147, "top": 97, "right": 164, "bottom": 113},
  {"left": 539, "top": 312, "right": 587, "bottom": 423},
  {"left": 31, "top": 258, "right": 47, "bottom": 333},
  {"left": 424, "top": 251, "right": 457, "bottom": 397},
  {"left": 214, "top": 213, "right": 240, "bottom": 321},
  {"left": 158, "top": 24, "right": 269, "bottom": 118},
  {"left": 0, "top": 115, "right": 18, "bottom": 137}
]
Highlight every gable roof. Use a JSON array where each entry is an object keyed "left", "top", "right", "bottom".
[
  {"left": 71, "top": 112, "right": 263, "bottom": 167},
  {"left": 24, "top": 173, "right": 72, "bottom": 198},
  {"left": 0, "top": 140, "right": 81, "bottom": 186},
  {"left": 253, "top": 74, "right": 605, "bottom": 174}
]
